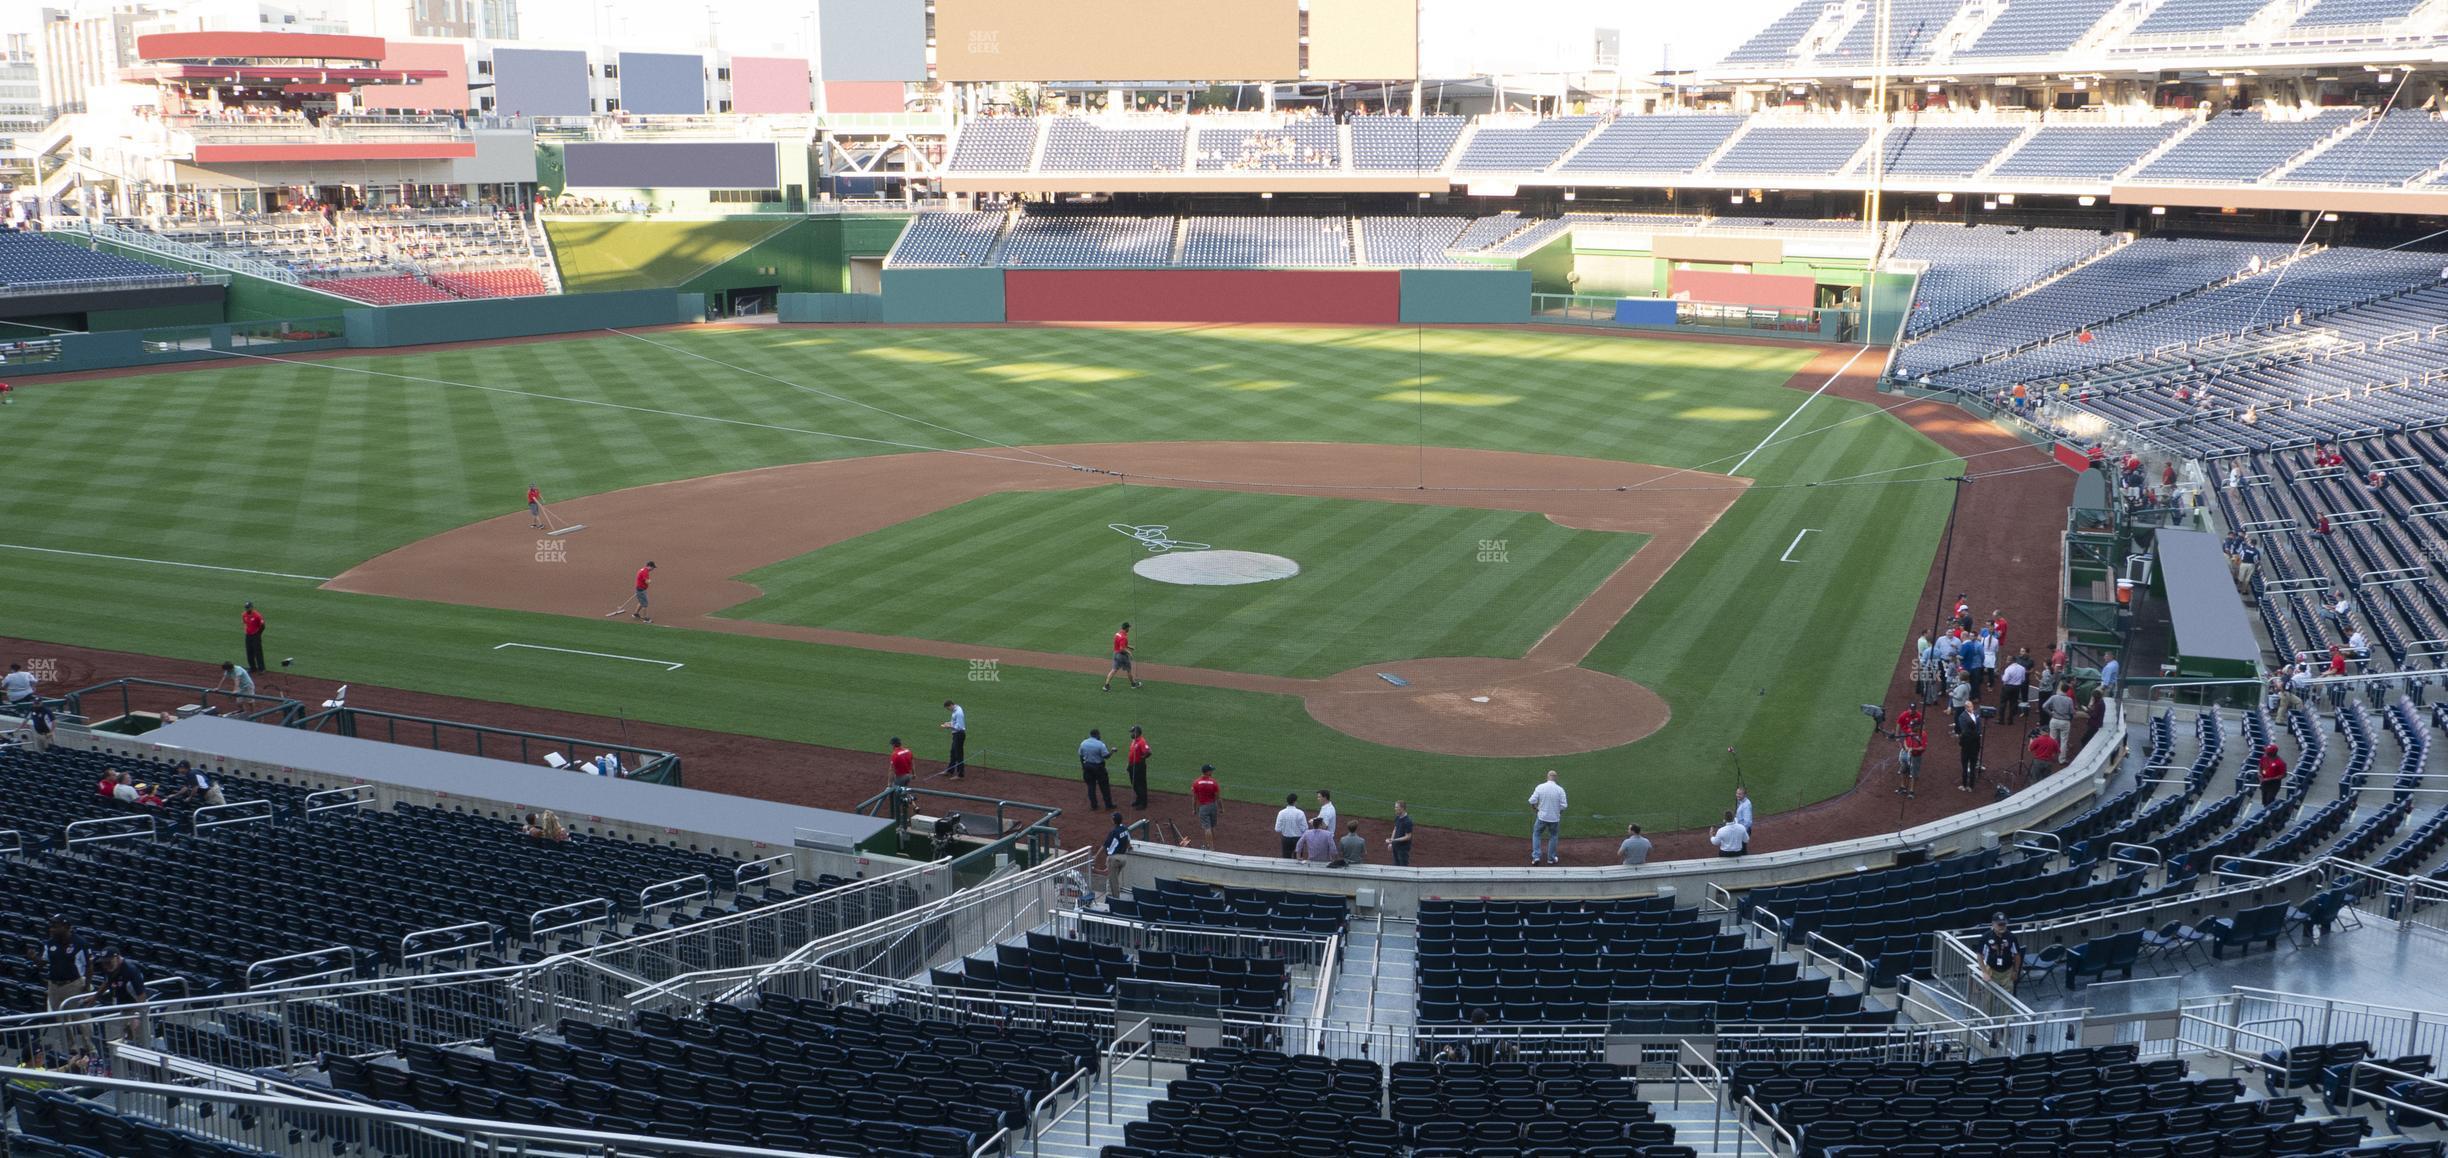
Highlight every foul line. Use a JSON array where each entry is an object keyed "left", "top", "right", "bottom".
[
  {"left": 0, "top": 542, "right": 333, "bottom": 583},
  {"left": 1780, "top": 529, "right": 1820, "bottom": 563},
  {"left": 1729, "top": 346, "right": 1869, "bottom": 476},
  {"left": 493, "top": 643, "right": 684, "bottom": 672}
]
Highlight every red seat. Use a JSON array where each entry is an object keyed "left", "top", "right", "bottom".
[{"left": 303, "top": 275, "right": 456, "bottom": 305}]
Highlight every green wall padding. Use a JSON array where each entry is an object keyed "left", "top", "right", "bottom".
[
  {"left": 880, "top": 268, "right": 1004, "bottom": 323},
  {"left": 1399, "top": 269, "right": 1532, "bottom": 324},
  {"left": 83, "top": 240, "right": 357, "bottom": 322},
  {"left": 342, "top": 289, "right": 688, "bottom": 348},
  {"left": 778, "top": 293, "right": 885, "bottom": 322}
]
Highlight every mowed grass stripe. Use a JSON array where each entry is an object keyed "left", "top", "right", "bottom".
[{"left": 723, "top": 487, "right": 1649, "bottom": 679}]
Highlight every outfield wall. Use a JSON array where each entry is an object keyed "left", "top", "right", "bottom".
[
  {"left": 1004, "top": 269, "right": 1402, "bottom": 324},
  {"left": 343, "top": 289, "right": 694, "bottom": 348},
  {"left": 778, "top": 292, "right": 885, "bottom": 322},
  {"left": 1397, "top": 269, "right": 1532, "bottom": 324},
  {"left": 879, "top": 268, "right": 1005, "bottom": 323}
]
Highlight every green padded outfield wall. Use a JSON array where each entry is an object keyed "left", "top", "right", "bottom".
[
  {"left": 880, "top": 268, "right": 1004, "bottom": 323},
  {"left": 342, "top": 288, "right": 690, "bottom": 348},
  {"left": 778, "top": 293, "right": 885, "bottom": 322},
  {"left": 1398, "top": 269, "right": 1532, "bottom": 324},
  {"left": 545, "top": 215, "right": 908, "bottom": 298},
  {"left": 85, "top": 239, "right": 359, "bottom": 322}
]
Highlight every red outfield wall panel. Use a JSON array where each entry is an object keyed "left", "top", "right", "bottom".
[
  {"left": 1667, "top": 269, "right": 1818, "bottom": 311},
  {"left": 1003, "top": 269, "right": 1401, "bottom": 324}
]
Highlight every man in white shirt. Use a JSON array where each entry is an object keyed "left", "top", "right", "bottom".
[
  {"left": 1733, "top": 787, "right": 1754, "bottom": 833},
  {"left": 1712, "top": 810, "right": 1749, "bottom": 858},
  {"left": 1528, "top": 771, "right": 1568, "bottom": 865},
  {"left": 1274, "top": 794, "right": 1307, "bottom": 859},
  {"left": 1314, "top": 789, "right": 1338, "bottom": 835},
  {"left": 1, "top": 663, "right": 35, "bottom": 705},
  {"left": 939, "top": 700, "right": 967, "bottom": 780},
  {"left": 1997, "top": 656, "right": 2027, "bottom": 723}
]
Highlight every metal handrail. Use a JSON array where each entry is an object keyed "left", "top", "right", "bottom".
[
  {"left": 0, "top": 1066, "right": 817, "bottom": 1156},
  {"left": 1672, "top": 1039, "right": 1727, "bottom": 1149},
  {"left": 64, "top": 814, "right": 155, "bottom": 847},
  {"left": 191, "top": 798, "right": 274, "bottom": 832},
  {"left": 1307, "top": 933, "right": 1342, "bottom": 1054},
  {"left": 2008, "top": 829, "right": 2064, "bottom": 856},
  {"left": 1104, "top": 1017, "right": 1154, "bottom": 1124},
  {"left": 733, "top": 852, "right": 795, "bottom": 892},
  {"left": 2340, "top": 1059, "right": 2448, "bottom": 1125},
  {"left": 528, "top": 897, "right": 613, "bottom": 942},
  {"left": 1736, "top": 1093, "right": 1798, "bottom": 1156},
  {"left": 1027, "top": 1065, "right": 1095, "bottom": 1158},
  {"left": 243, "top": 945, "right": 355, "bottom": 990},
  {"left": 0, "top": 828, "right": 21, "bottom": 856},
  {"left": 1804, "top": 929, "right": 1874, "bottom": 989},
  {"left": 2109, "top": 841, "right": 2165, "bottom": 868},
  {"left": 400, "top": 920, "right": 495, "bottom": 965},
  {"left": 302, "top": 785, "right": 371, "bottom": 814},
  {"left": 639, "top": 873, "right": 711, "bottom": 916}
]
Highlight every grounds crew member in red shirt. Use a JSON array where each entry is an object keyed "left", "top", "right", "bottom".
[
  {"left": 631, "top": 561, "right": 655, "bottom": 622},
  {"left": 527, "top": 485, "right": 543, "bottom": 528},
  {"left": 241, "top": 602, "right": 266, "bottom": 673},
  {"left": 1191, "top": 764, "right": 1221, "bottom": 848},
  {"left": 1125, "top": 725, "right": 1152, "bottom": 809},
  {"left": 888, "top": 737, "right": 914, "bottom": 791},
  {"left": 2258, "top": 743, "right": 2287, "bottom": 807},
  {"left": 1102, "top": 621, "right": 1141, "bottom": 691}
]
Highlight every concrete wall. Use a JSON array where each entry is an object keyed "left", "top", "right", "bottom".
[
  {"left": 1114, "top": 713, "right": 2126, "bottom": 918},
  {"left": 342, "top": 288, "right": 689, "bottom": 348},
  {"left": 1004, "top": 269, "right": 1403, "bottom": 324},
  {"left": 778, "top": 292, "right": 885, "bottom": 322}
]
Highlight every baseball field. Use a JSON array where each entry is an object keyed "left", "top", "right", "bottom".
[{"left": 2, "top": 323, "right": 1960, "bottom": 837}]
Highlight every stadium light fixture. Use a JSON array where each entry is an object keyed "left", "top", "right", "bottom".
[
  {"left": 1563, "top": 191, "right": 1576, "bottom": 201},
  {"left": 2322, "top": 213, "right": 2340, "bottom": 222},
  {"left": 2078, "top": 196, "right": 2097, "bottom": 207},
  {"left": 1981, "top": 199, "right": 1997, "bottom": 210},
  {"left": 1936, "top": 192, "right": 1954, "bottom": 203},
  {"left": 1998, "top": 193, "right": 2015, "bottom": 204},
  {"left": 1730, "top": 193, "right": 1745, "bottom": 205},
  {"left": 2150, "top": 206, "right": 2167, "bottom": 215}
]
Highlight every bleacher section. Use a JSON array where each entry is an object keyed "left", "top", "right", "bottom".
[
  {"left": 144, "top": 209, "right": 552, "bottom": 302},
  {"left": 1988, "top": 122, "right": 2189, "bottom": 183},
  {"left": 1454, "top": 115, "right": 1601, "bottom": 172},
  {"left": 1723, "top": 0, "right": 1828, "bottom": 64},
  {"left": 946, "top": 116, "right": 1040, "bottom": 171},
  {"left": 1179, "top": 216, "right": 1352, "bottom": 268},
  {"left": 1355, "top": 216, "right": 1471, "bottom": 266},
  {"left": 1958, "top": 0, "right": 2122, "bottom": 57},
  {"left": 1348, "top": 115, "right": 1467, "bottom": 170},
  {"left": 1708, "top": 125, "right": 1873, "bottom": 178},
  {"left": 883, "top": 210, "right": 1007, "bottom": 268},
  {"left": 2282, "top": 111, "right": 2448, "bottom": 187},
  {"left": 0, "top": 745, "right": 742, "bottom": 1006},
  {"left": 1194, "top": 118, "right": 1339, "bottom": 171},
  {"left": 2131, "top": 110, "right": 2362, "bottom": 183},
  {"left": 1818, "top": 0, "right": 1972, "bottom": 64},
  {"left": 1877, "top": 124, "right": 2028, "bottom": 177},
  {"left": 1560, "top": 115, "right": 1747, "bottom": 175},
  {"left": 1892, "top": 223, "right": 2122, "bottom": 336},
  {"left": 996, "top": 213, "right": 1174, "bottom": 268},
  {"left": 1041, "top": 118, "right": 1186, "bottom": 172},
  {"left": 0, "top": 231, "right": 188, "bottom": 288}
]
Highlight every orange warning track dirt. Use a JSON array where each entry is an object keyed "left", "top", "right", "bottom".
[{"left": 328, "top": 442, "right": 1747, "bottom": 756}]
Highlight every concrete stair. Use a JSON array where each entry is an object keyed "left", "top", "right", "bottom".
[{"left": 1029, "top": 1068, "right": 1168, "bottom": 1158}]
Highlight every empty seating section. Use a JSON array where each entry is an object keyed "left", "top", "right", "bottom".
[
  {"left": 1749, "top": 847, "right": 2143, "bottom": 987},
  {"left": 1710, "top": 126, "right": 1871, "bottom": 177},
  {"left": 1041, "top": 118, "right": 1186, "bottom": 172},
  {"left": 15, "top": 1091, "right": 273, "bottom": 1157},
  {"left": 1721, "top": 1042, "right": 2378, "bottom": 1158},
  {"left": 996, "top": 214, "right": 1173, "bottom": 267},
  {"left": 1894, "top": 224, "right": 2120, "bottom": 336},
  {"left": 2133, "top": 110, "right": 2360, "bottom": 182},
  {"left": 1356, "top": 216, "right": 1471, "bottom": 266},
  {"left": 1348, "top": 115, "right": 1466, "bottom": 170},
  {"left": 1194, "top": 118, "right": 1338, "bottom": 171},
  {"left": 0, "top": 746, "right": 741, "bottom": 1007},
  {"left": 885, "top": 211, "right": 1006, "bottom": 267},
  {"left": 0, "top": 232, "right": 185, "bottom": 287},
  {"left": 428, "top": 267, "right": 551, "bottom": 299},
  {"left": 2013, "top": 280, "right": 2448, "bottom": 453},
  {"left": 1412, "top": 896, "right": 1884, "bottom": 1029},
  {"left": 1179, "top": 216, "right": 1352, "bottom": 268},
  {"left": 303, "top": 991, "right": 1092, "bottom": 1157},
  {"left": 1455, "top": 116, "right": 1601, "bottom": 171},
  {"left": 1723, "top": 0, "right": 1826, "bottom": 63},
  {"left": 1958, "top": 0, "right": 2121, "bottom": 57},
  {"left": 1896, "top": 238, "right": 2298, "bottom": 379},
  {"left": 946, "top": 116, "right": 1039, "bottom": 170},
  {"left": 1989, "top": 122, "right": 2187, "bottom": 182},
  {"left": 303, "top": 274, "right": 456, "bottom": 304},
  {"left": 2133, "top": 0, "right": 2284, "bottom": 35},
  {"left": 1877, "top": 124, "right": 2025, "bottom": 176},
  {"left": 1939, "top": 246, "right": 2448, "bottom": 392},
  {"left": 2283, "top": 111, "right": 2448, "bottom": 186},
  {"left": 1115, "top": 1048, "right": 1686, "bottom": 1158},
  {"left": 934, "top": 930, "right": 1291, "bottom": 1012},
  {"left": 1819, "top": 0, "right": 1970, "bottom": 63},
  {"left": 1449, "top": 213, "right": 1532, "bottom": 252},
  {"left": 1107, "top": 878, "right": 1348, "bottom": 936},
  {"left": 2294, "top": 0, "right": 2426, "bottom": 24},
  {"left": 1560, "top": 115, "right": 1746, "bottom": 175}
]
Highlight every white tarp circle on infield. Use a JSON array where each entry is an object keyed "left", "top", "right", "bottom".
[{"left": 1132, "top": 550, "right": 1301, "bottom": 586}]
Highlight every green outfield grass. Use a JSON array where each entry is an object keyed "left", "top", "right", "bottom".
[
  {"left": 1, "top": 325, "right": 1956, "bottom": 835},
  {"left": 721, "top": 487, "right": 1650, "bottom": 678}
]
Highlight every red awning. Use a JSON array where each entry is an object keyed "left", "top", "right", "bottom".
[{"left": 136, "top": 31, "right": 389, "bottom": 63}]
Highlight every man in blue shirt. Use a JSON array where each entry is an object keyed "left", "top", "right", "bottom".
[
  {"left": 2099, "top": 657, "right": 2121, "bottom": 697},
  {"left": 1078, "top": 729, "right": 1115, "bottom": 810}
]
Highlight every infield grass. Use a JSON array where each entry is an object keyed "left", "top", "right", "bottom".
[
  {"left": 721, "top": 486, "right": 1650, "bottom": 678},
  {"left": 0, "top": 325, "right": 1955, "bottom": 835}
]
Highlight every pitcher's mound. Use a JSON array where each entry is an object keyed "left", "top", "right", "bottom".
[
  {"left": 1304, "top": 657, "right": 1668, "bottom": 757},
  {"left": 1134, "top": 550, "right": 1301, "bottom": 586}
]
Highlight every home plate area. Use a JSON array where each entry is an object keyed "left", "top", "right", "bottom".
[{"left": 1132, "top": 549, "right": 1302, "bottom": 586}]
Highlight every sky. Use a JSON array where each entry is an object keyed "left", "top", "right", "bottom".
[{"left": 510, "top": 0, "right": 1800, "bottom": 76}]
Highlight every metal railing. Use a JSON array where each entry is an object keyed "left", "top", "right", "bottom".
[
  {"left": 191, "top": 797, "right": 274, "bottom": 832},
  {"left": 0, "top": 1066, "right": 820, "bottom": 1157},
  {"left": 243, "top": 945, "right": 356, "bottom": 990},
  {"left": 637, "top": 873, "right": 711, "bottom": 917},
  {"left": 400, "top": 920, "right": 496, "bottom": 966},
  {"left": 528, "top": 897, "right": 613, "bottom": 942},
  {"left": 1671, "top": 1039, "right": 1728, "bottom": 1150},
  {"left": 63, "top": 814, "right": 154, "bottom": 848},
  {"left": 302, "top": 784, "right": 371, "bottom": 814}
]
